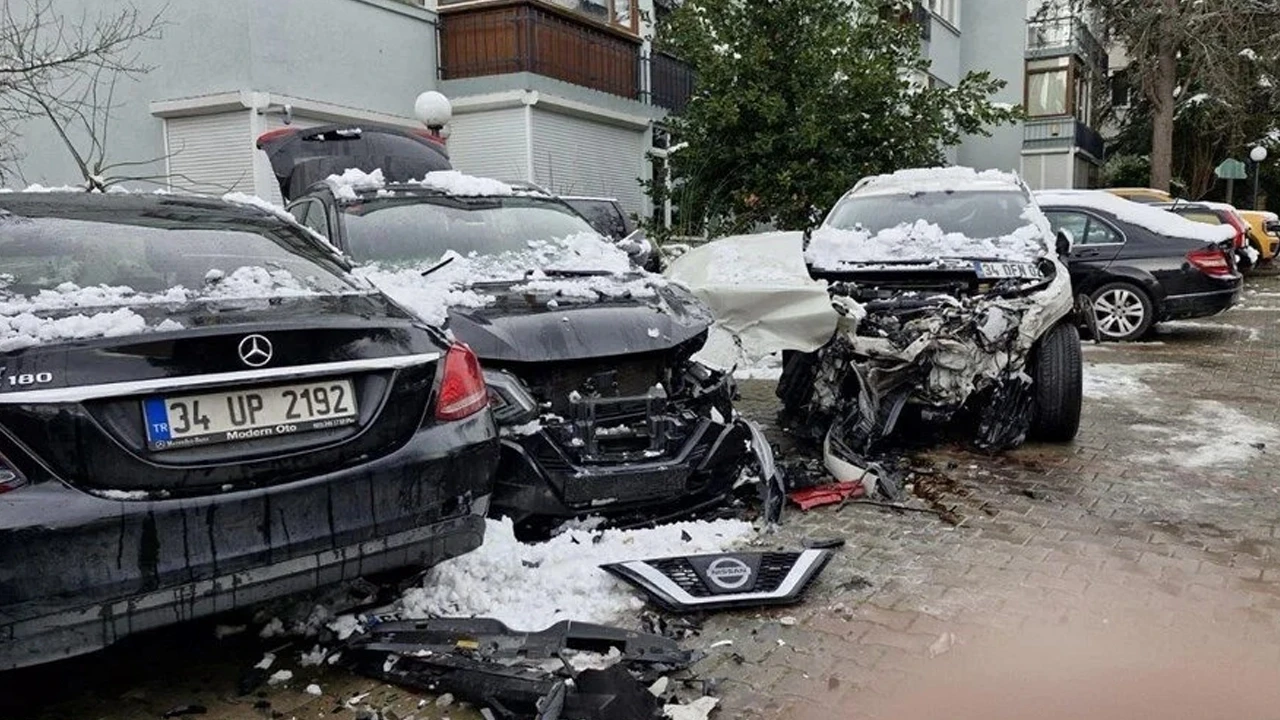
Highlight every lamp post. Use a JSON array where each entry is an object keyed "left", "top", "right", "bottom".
[
  {"left": 1250, "top": 145, "right": 1268, "bottom": 210},
  {"left": 414, "top": 91, "right": 453, "bottom": 142}
]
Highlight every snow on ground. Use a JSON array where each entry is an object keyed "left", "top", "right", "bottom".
[
  {"left": 1158, "top": 320, "right": 1261, "bottom": 342},
  {"left": 395, "top": 518, "right": 755, "bottom": 632},
  {"left": 1082, "top": 362, "right": 1178, "bottom": 400}
]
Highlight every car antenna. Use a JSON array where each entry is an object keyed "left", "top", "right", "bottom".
[{"left": 420, "top": 255, "right": 456, "bottom": 277}]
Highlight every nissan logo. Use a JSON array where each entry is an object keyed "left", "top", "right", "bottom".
[
  {"left": 705, "top": 557, "right": 752, "bottom": 590},
  {"left": 237, "top": 334, "right": 273, "bottom": 368}
]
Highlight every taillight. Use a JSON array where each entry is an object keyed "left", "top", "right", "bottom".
[
  {"left": 1226, "top": 216, "right": 1248, "bottom": 248},
  {"left": 435, "top": 343, "right": 488, "bottom": 421},
  {"left": 408, "top": 128, "right": 447, "bottom": 146},
  {"left": 0, "top": 450, "right": 29, "bottom": 494},
  {"left": 255, "top": 128, "right": 296, "bottom": 148},
  {"left": 1186, "top": 247, "right": 1234, "bottom": 279}
]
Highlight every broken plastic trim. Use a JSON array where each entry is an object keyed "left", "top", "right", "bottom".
[{"left": 601, "top": 550, "right": 833, "bottom": 613}]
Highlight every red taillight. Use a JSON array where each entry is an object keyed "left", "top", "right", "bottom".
[
  {"left": 408, "top": 128, "right": 447, "bottom": 147},
  {"left": 1186, "top": 247, "right": 1234, "bottom": 279},
  {"left": 255, "top": 128, "right": 297, "bottom": 148},
  {"left": 1225, "top": 215, "right": 1248, "bottom": 248},
  {"left": 0, "top": 451, "right": 29, "bottom": 494},
  {"left": 435, "top": 343, "right": 488, "bottom": 421}
]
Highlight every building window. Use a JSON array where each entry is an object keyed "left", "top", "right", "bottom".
[
  {"left": 1110, "top": 69, "right": 1132, "bottom": 108},
  {"left": 929, "top": 0, "right": 958, "bottom": 27},
  {"left": 1025, "top": 57, "right": 1070, "bottom": 117}
]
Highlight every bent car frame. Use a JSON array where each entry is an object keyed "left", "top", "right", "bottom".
[{"left": 0, "top": 193, "right": 497, "bottom": 670}]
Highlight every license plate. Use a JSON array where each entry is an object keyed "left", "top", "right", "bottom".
[
  {"left": 142, "top": 379, "right": 358, "bottom": 450},
  {"left": 974, "top": 261, "right": 1040, "bottom": 279}
]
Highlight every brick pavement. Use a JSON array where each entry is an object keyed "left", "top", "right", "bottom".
[{"left": 9, "top": 275, "right": 1280, "bottom": 719}]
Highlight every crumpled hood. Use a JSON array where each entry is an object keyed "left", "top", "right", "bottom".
[
  {"left": 447, "top": 279, "right": 713, "bottom": 362},
  {"left": 664, "top": 232, "right": 840, "bottom": 371}
]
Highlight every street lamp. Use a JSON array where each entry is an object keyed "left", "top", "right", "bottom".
[
  {"left": 1250, "top": 145, "right": 1268, "bottom": 210},
  {"left": 414, "top": 91, "right": 453, "bottom": 141}
]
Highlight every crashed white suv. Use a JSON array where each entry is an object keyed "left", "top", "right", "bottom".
[{"left": 668, "top": 167, "right": 1081, "bottom": 484}]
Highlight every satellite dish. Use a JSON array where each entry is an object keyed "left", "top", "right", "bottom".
[{"left": 414, "top": 91, "right": 453, "bottom": 130}]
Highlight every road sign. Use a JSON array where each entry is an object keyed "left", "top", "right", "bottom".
[{"left": 1215, "top": 158, "right": 1247, "bottom": 180}]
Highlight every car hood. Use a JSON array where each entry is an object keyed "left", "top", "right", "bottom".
[{"left": 446, "top": 278, "right": 713, "bottom": 363}]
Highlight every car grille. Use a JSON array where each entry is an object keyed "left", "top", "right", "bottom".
[
  {"left": 517, "top": 357, "right": 667, "bottom": 415},
  {"left": 648, "top": 557, "right": 711, "bottom": 597}
]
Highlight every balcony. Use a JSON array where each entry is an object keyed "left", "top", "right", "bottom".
[
  {"left": 1023, "top": 116, "right": 1105, "bottom": 161},
  {"left": 648, "top": 51, "right": 695, "bottom": 113},
  {"left": 1027, "top": 16, "right": 1106, "bottom": 74}
]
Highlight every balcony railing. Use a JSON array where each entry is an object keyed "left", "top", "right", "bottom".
[
  {"left": 1026, "top": 16, "right": 1106, "bottom": 73},
  {"left": 440, "top": 0, "right": 641, "bottom": 99},
  {"left": 1023, "top": 116, "right": 1105, "bottom": 160},
  {"left": 649, "top": 51, "right": 695, "bottom": 113}
]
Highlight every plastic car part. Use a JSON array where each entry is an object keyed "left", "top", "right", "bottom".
[
  {"left": 339, "top": 618, "right": 686, "bottom": 720},
  {"left": 600, "top": 550, "right": 833, "bottom": 613}
]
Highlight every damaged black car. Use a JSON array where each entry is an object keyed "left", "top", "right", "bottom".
[
  {"left": 0, "top": 193, "right": 498, "bottom": 670},
  {"left": 666, "top": 167, "right": 1082, "bottom": 489},
  {"left": 278, "top": 170, "right": 776, "bottom": 534}
]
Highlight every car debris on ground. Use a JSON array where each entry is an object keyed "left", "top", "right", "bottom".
[{"left": 601, "top": 549, "right": 834, "bottom": 613}]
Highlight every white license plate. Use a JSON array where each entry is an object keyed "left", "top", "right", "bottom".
[
  {"left": 143, "top": 379, "right": 358, "bottom": 450},
  {"left": 974, "top": 261, "right": 1040, "bottom": 279}
]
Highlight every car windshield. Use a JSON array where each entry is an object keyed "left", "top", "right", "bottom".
[
  {"left": 341, "top": 196, "right": 606, "bottom": 265},
  {"left": 825, "top": 190, "right": 1033, "bottom": 238},
  {"left": 0, "top": 209, "right": 355, "bottom": 297}
]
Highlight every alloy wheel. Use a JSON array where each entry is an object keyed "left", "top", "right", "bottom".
[{"left": 1092, "top": 288, "right": 1146, "bottom": 340}]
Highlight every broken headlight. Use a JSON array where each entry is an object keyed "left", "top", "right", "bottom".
[{"left": 482, "top": 369, "right": 540, "bottom": 425}]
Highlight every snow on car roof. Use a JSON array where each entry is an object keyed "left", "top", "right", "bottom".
[
  {"left": 1035, "top": 190, "right": 1237, "bottom": 243},
  {"left": 324, "top": 167, "right": 543, "bottom": 201},
  {"left": 850, "top": 166, "right": 1025, "bottom": 198}
]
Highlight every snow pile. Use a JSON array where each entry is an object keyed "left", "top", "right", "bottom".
[
  {"left": 356, "top": 232, "right": 648, "bottom": 326},
  {"left": 0, "top": 308, "right": 153, "bottom": 352},
  {"left": 806, "top": 217, "right": 1048, "bottom": 268},
  {"left": 1035, "top": 191, "right": 1237, "bottom": 243},
  {"left": 323, "top": 168, "right": 526, "bottom": 200},
  {"left": 852, "top": 167, "right": 1023, "bottom": 195},
  {"left": 397, "top": 517, "right": 755, "bottom": 631}
]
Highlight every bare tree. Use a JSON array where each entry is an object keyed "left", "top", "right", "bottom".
[{"left": 0, "top": 0, "right": 164, "bottom": 187}]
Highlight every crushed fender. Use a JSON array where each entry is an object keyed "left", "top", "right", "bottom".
[
  {"left": 601, "top": 550, "right": 833, "bottom": 613},
  {"left": 338, "top": 618, "right": 697, "bottom": 720}
]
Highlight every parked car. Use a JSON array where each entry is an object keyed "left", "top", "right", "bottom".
[
  {"left": 1153, "top": 201, "right": 1258, "bottom": 269},
  {"left": 1238, "top": 209, "right": 1280, "bottom": 263},
  {"left": 1105, "top": 187, "right": 1175, "bottom": 204},
  {"left": 0, "top": 192, "right": 498, "bottom": 670},
  {"left": 1036, "top": 191, "right": 1242, "bottom": 341},
  {"left": 669, "top": 167, "right": 1083, "bottom": 488},
  {"left": 278, "top": 170, "right": 775, "bottom": 534}
]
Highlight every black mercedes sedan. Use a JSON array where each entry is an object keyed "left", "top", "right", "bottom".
[
  {"left": 0, "top": 193, "right": 498, "bottom": 670},
  {"left": 280, "top": 176, "right": 774, "bottom": 536},
  {"left": 1036, "top": 191, "right": 1241, "bottom": 341}
]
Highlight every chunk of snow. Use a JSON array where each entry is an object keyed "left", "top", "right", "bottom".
[
  {"left": 647, "top": 327, "right": 661, "bottom": 338},
  {"left": 93, "top": 488, "right": 150, "bottom": 500},
  {"left": 1035, "top": 191, "right": 1237, "bottom": 243},
  {"left": 399, "top": 518, "right": 755, "bottom": 630},
  {"left": 267, "top": 669, "right": 293, "bottom": 686},
  {"left": 299, "top": 645, "right": 328, "bottom": 667},
  {"left": 323, "top": 168, "right": 387, "bottom": 202},
  {"left": 328, "top": 615, "right": 364, "bottom": 641},
  {"left": 305, "top": 684, "right": 323, "bottom": 696},
  {"left": 324, "top": 168, "right": 524, "bottom": 200},
  {"left": 259, "top": 617, "right": 286, "bottom": 638}
]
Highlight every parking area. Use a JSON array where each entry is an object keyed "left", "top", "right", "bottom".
[{"left": 8, "top": 275, "right": 1280, "bottom": 720}]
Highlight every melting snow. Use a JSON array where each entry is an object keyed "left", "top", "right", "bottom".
[
  {"left": 1134, "top": 400, "right": 1276, "bottom": 470},
  {"left": 1035, "top": 190, "right": 1237, "bottom": 243},
  {"left": 1083, "top": 362, "right": 1178, "bottom": 400},
  {"left": 394, "top": 518, "right": 755, "bottom": 631}
]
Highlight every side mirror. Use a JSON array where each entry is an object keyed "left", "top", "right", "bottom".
[
  {"left": 1055, "top": 228, "right": 1075, "bottom": 256},
  {"left": 617, "top": 228, "right": 652, "bottom": 268}
]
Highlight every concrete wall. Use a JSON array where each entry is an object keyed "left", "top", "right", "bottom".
[
  {"left": 954, "top": 0, "right": 1027, "bottom": 174},
  {"left": 5, "top": 0, "right": 436, "bottom": 189}
]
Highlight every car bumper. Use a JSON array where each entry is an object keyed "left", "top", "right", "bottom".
[
  {"left": 1162, "top": 285, "right": 1241, "bottom": 320},
  {"left": 0, "top": 415, "right": 498, "bottom": 671},
  {"left": 491, "top": 417, "right": 756, "bottom": 524}
]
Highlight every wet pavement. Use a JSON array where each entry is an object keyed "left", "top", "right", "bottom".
[{"left": 7, "top": 273, "right": 1280, "bottom": 719}]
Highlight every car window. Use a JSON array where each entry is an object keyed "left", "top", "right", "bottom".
[
  {"left": 340, "top": 196, "right": 602, "bottom": 265},
  {"left": 563, "top": 198, "right": 627, "bottom": 239},
  {"left": 1083, "top": 217, "right": 1122, "bottom": 245},
  {"left": 299, "top": 201, "right": 330, "bottom": 238},
  {"left": 825, "top": 190, "right": 1033, "bottom": 238},
  {"left": 0, "top": 210, "right": 355, "bottom": 296},
  {"left": 1045, "top": 211, "right": 1088, "bottom": 243},
  {"left": 1178, "top": 211, "right": 1223, "bottom": 225}
]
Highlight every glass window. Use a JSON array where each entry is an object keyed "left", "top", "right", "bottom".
[
  {"left": 825, "top": 190, "right": 1034, "bottom": 239},
  {"left": 1046, "top": 211, "right": 1088, "bottom": 244},
  {"left": 340, "top": 196, "right": 603, "bottom": 265},
  {"left": 1178, "top": 211, "right": 1223, "bottom": 225},
  {"left": 1083, "top": 217, "right": 1122, "bottom": 245},
  {"left": 300, "top": 201, "right": 330, "bottom": 238},
  {"left": 1028, "top": 69, "right": 1069, "bottom": 116}
]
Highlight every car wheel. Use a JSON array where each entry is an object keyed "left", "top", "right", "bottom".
[
  {"left": 1030, "top": 322, "right": 1082, "bottom": 443},
  {"left": 1089, "top": 282, "right": 1153, "bottom": 342}
]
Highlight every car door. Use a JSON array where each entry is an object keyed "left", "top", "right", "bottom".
[{"left": 1045, "top": 209, "right": 1126, "bottom": 294}]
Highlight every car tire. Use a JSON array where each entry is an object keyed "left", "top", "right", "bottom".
[
  {"left": 1089, "top": 282, "right": 1154, "bottom": 342},
  {"left": 1030, "top": 322, "right": 1082, "bottom": 443}
]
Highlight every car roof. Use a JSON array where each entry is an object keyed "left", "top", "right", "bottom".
[
  {"left": 848, "top": 166, "right": 1026, "bottom": 198},
  {"left": 0, "top": 190, "right": 286, "bottom": 224}
]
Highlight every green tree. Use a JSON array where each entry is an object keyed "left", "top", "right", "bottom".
[{"left": 648, "top": 0, "right": 1019, "bottom": 236}]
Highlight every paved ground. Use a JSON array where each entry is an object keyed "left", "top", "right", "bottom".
[{"left": 8, "top": 274, "right": 1280, "bottom": 719}]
